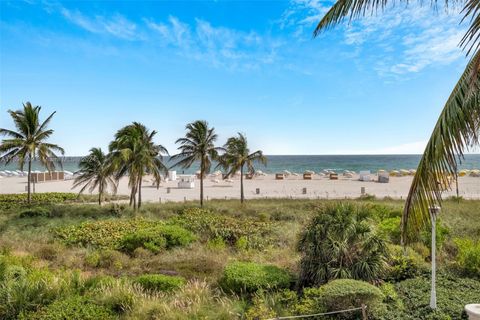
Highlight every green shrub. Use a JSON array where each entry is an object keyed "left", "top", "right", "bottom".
[
  {"left": 0, "top": 262, "right": 68, "bottom": 319},
  {"left": 93, "top": 281, "right": 139, "bottom": 314},
  {"left": 171, "top": 208, "right": 275, "bottom": 249},
  {"left": 378, "top": 217, "right": 401, "bottom": 243},
  {"left": 19, "top": 207, "right": 52, "bottom": 218},
  {"left": 18, "top": 295, "right": 115, "bottom": 320},
  {"left": 297, "top": 203, "right": 388, "bottom": 287},
  {"left": 85, "top": 249, "right": 129, "bottom": 269},
  {"left": 134, "top": 274, "right": 186, "bottom": 292},
  {"left": 55, "top": 219, "right": 194, "bottom": 251},
  {"left": 395, "top": 273, "right": 480, "bottom": 320},
  {"left": 83, "top": 275, "right": 116, "bottom": 290},
  {"left": 119, "top": 225, "right": 195, "bottom": 254},
  {"left": 220, "top": 261, "right": 292, "bottom": 294},
  {"left": 385, "top": 244, "right": 428, "bottom": 281},
  {"left": 453, "top": 238, "right": 480, "bottom": 277},
  {"left": 0, "top": 193, "right": 78, "bottom": 209},
  {"left": 295, "top": 279, "right": 385, "bottom": 320}
]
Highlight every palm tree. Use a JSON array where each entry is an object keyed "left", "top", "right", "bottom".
[
  {"left": 72, "top": 148, "right": 117, "bottom": 205},
  {"left": 297, "top": 203, "right": 388, "bottom": 287},
  {"left": 171, "top": 120, "right": 222, "bottom": 207},
  {"left": 218, "top": 133, "right": 267, "bottom": 203},
  {"left": 0, "top": 102, "right": 64, "bottom": 203},
  {"left": 109, "top": 122, "right": 168, "bottom": 210},
  {"left": 313, "top": 2, "right": 480, "bottom": 244}
]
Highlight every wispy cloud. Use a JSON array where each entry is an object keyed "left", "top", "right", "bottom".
[
  {"left": 60, "top": 8, "right": 140, "bottom": 40},
  {"left": 146, "top": 16, "right": 282, "bottom": 70},
  {"left": 283, "top": 1, "right": 468, "bottom": 76}
]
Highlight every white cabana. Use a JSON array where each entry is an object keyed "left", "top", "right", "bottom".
[
  {"left": 168, "top": 170, "right": 177, "bottom": 181},
  {"left": 178, "top": 175, "right": 195, "bottom": 189},
  {"left": 359, "top": 170, "right": 372, "bottom": 182}
]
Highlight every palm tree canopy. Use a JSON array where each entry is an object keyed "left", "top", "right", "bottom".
[
  {"left": 313, "top": 0, "right": 480, "bottom": 242},
  {"left": 73, "top": 147, "right": 117, "bottom": 195},
  {"left": 218, "top": 133, "right": 267, "bottom": 177},
  {"left": 109, "top": 122, "right": 169, "bottom": 188},
  {"left": 171, "top": 120, "right": 221, "bottom": 174},
  {"left": 0, "top": 102, "right": 64, "bottom": 170}
]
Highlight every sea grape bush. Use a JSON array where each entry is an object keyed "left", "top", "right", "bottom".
[
  {"left": 134, "top": 274, "right": 186, "bottom": 292},
  {"left": 54, "top": 219, "right": 195, "bottom": 252},
  {"left": 170, "top": 208, "right": 276, "bottom": 249},
  {"left": 454, "top": 238, "right": 480, "bottom": 277},
  {"left": 220, "top": 261, "right": 292, "bottom": 294},
  {"left": 0, "top": 193, "right": 78, "bottom": 209}
]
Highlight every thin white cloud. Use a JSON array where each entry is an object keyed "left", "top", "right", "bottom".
[
  {"left": 146, "top": 16, "right": 282, "bottom": 70},
  {"left": 283, "top": 1, "right": 468, "bottom": 76},
  {"left": 60, "top": 8, "right": 139, "bottom": 40}
]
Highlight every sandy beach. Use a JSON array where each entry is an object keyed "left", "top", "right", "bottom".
[{"left": 1, "top": 173, "right": 479, "bottom": 202}]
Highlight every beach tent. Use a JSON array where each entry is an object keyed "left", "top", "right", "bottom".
[
  {"left": 359, "top": 170, "right": 372, "bottom": 181},
  {"left": 178, "top": 175, "right": 195, "bottom": 189}
]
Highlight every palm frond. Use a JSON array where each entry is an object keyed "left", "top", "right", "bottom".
[{"left": 402, "top": 51, "right": 480, "bottom": 242}]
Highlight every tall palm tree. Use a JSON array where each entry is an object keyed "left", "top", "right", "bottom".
[
  {"left": 72, "top": 148, "right": 117, "bottom": 205},
  {"left": 109, "top": 122, "right": 168, "bottom": 210},
  {"left": 0, "top": 102, "right": 64, "bottom": 203},
  {"left": 313, "top": 2, "right": 480, "bottom": 244},
  {"left": 218, "top": 133, "right": 267, "bottom": 203},
  {"left": 171, "top": 120, "right": 222, "bottom": 207}
]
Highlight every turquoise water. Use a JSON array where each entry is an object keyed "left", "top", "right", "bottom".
[{"left": 2, "top": 154, "right": 479, "bottom": 174}]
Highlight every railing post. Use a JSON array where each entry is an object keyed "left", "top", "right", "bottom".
[{"left": 361, "top": 304, "right": 367, "bottom": 320}]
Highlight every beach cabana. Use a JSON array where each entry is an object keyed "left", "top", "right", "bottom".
[
  {"left": 303, "top": 172, "right": 312, "bottom": 180},
  {"left": 178, "top": 175, "right": 195, "bottom": 189},
  {"left": 329, "top": 173, "right": 338, "bottom": 180},
  {"left": 378, "top": 171, "right": 390, "bottom": 183},
  {"left": 359, "top": 171, "right": 372, "bottom": 181}
]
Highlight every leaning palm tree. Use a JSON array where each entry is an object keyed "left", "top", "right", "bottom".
[
  {"left": 109, "top": 122, "right": 168, "bottom": 210},
  {"left": 313, "top": 1, "right": 480, "bottom": 244},
  {"left": 217, "top": 133, "right": 267, "bottom": 203},
  {"left": 72, "top": 148, "right": 117, "bottom": 205},
  {"left": 0, "top": 102, "right": 64, "bottom": 203},
  {"left": 171, "top": 120, "right": 222, "bottom": 207}
]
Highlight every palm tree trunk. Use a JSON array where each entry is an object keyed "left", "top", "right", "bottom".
[
  {"left": 98, "top": 185, "right": 102, "bottom": 206},
  {"left": 27, "top": 155, "right": 32, "bottom": 204},
  {"left": 200, "top": 160, "right": 204, "bottom": 207},
  {"left": 240, "top": 164, "right": 244, "bottom": 204},
  {"left": 138, "top": 176, "right": 142, "bottom": 209}
]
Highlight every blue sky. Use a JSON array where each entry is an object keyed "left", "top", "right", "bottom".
[{"left": 0, "top": 0, "right": 471, "bottom": 155}]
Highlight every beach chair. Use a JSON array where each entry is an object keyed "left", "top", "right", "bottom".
[
  {"left": 275, "top": 173, "right": 284, "bottom": 180},
  {"left": 329, "top": 173, "right": 338, "bottom": 180},
  {"left": 303, "top": 173, "right": 312, "bottom": 180},
  {"left": 245, "top": 173, "right": 253, "bottom": 180}
]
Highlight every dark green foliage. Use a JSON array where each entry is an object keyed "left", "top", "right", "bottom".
[
  {"left": 295, "top": 279, "right": 385, "bottom": 319},
  {"left": 0, "top": 255, "right": 68, "bottom": 320},
  {"left": 171, "top": 208, "right": 275, "bottom": 249},
  {"left": 19, "top": 207, "right": 52, "bottom": 218},
  {"left": 0, "top": 193, "right": 77, "bottom": 209},
  {"left": 220, "top": 261, "right": 292, "bottom": 294},
  {"left": 54, "top": 219, "right": 195, "bottom": 251},
  {"left": 453, "top": 238, "right": 480, "bottom": 277},
  {"left": 297, "top": 203, "right": 388, "bottom": 287},
  {"left": 378, "top": 217, "right": 401, "bottom": 244},
  {"left": 18, "top": 295, "right": 115, "bottom": 320},
  {"left": 385, "top": 245, "right": 428, "bottom": 281},
  {"left": 395, "top": 273, "right": 480, "bottom": 319},
  {"left": 119, "top": 225, "right": 196, "bottom": 254},
  {"left": 134, "top": 274, "right": 186, "bottom": 292}
]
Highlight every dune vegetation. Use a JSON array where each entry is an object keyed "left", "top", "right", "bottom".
[{"left": 0, "top": 194, "right": 478, "bottom": 319}]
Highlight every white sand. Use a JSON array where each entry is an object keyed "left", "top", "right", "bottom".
[{"left": 1, "top": 174, "right": 479, "bottom": 202}]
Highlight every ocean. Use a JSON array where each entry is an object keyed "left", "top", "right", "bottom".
[{"left": 2, "top": 154, "right": 480, "bottom": 174}]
